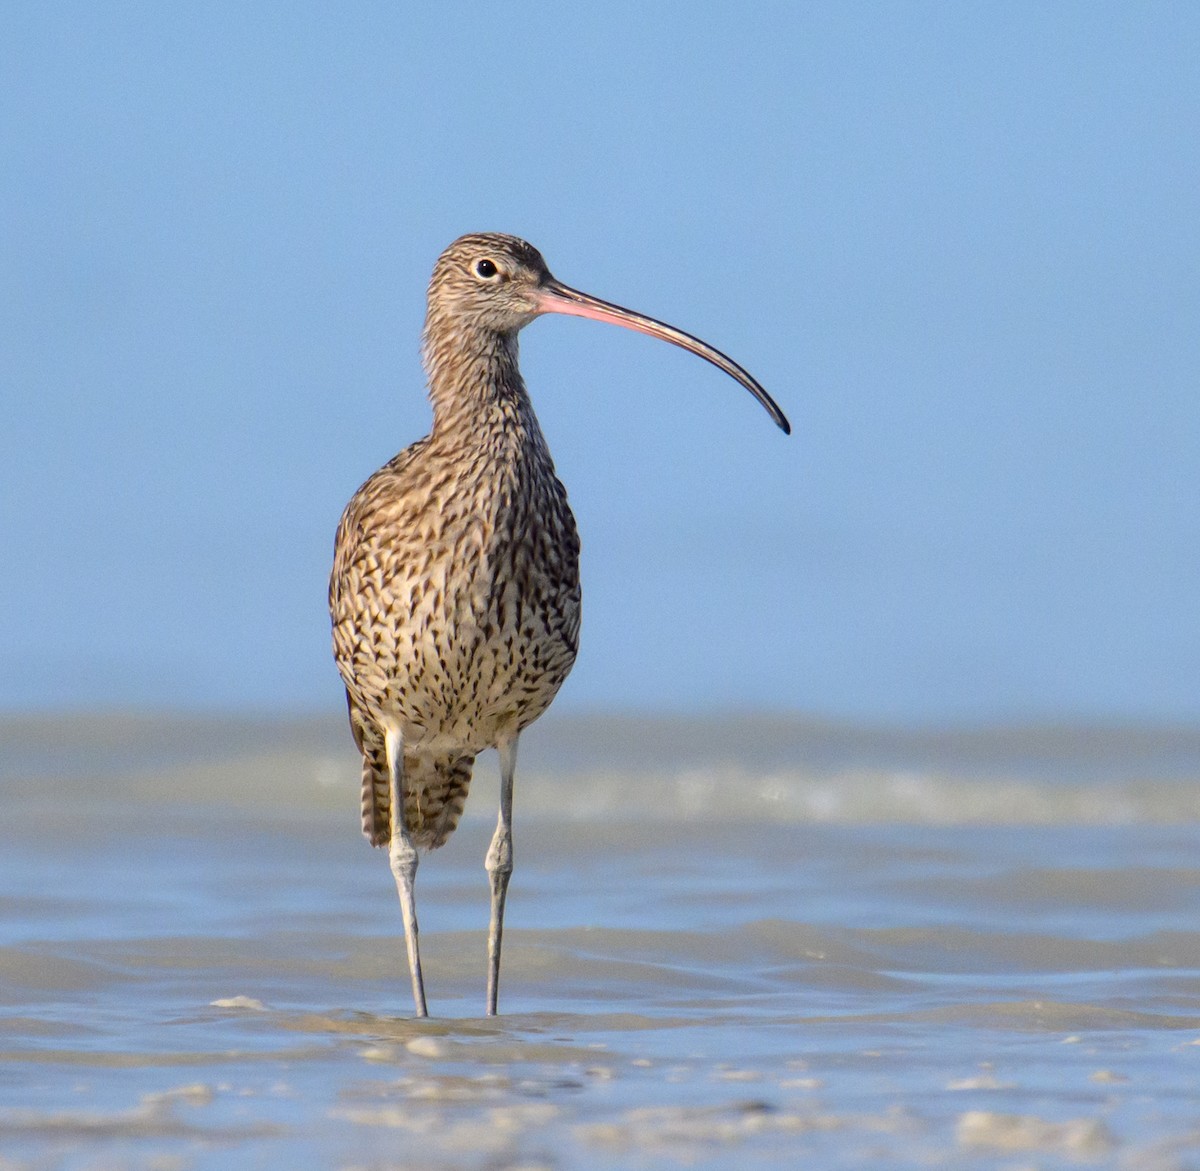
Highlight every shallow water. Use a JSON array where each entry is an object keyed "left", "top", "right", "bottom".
[{"left": 2, "top": 714, "right": 1199, "bottom": 1168}]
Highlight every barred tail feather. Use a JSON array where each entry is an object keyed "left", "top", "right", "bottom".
[
  {"left": 361, "top": 744, "right": 391, "bottom": 846},
  {"left": 404, "top": 754, "right": 476, "bottom": 850},
  {"left": 359, "top": 751, "right": 475, "bottom": 850},
  {"left": 345, "top": 695, "right": 476, "bottom": 850}
]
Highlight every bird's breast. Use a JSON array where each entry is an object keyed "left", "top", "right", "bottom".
[{"left": 331, "top": 446, "right": 581, "bottom": 754}]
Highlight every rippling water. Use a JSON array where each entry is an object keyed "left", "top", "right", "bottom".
[{"left": 2, "top": 713, "right": 1199, "bottom": 1168}]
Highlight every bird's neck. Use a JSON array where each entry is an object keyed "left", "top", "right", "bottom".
[{"left": 422, "top": 318, "right": 542, "bottom": 451}]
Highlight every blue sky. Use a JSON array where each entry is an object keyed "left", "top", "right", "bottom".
[{"left": 2, "top": 3, "right": 1197, "bottom": 722}]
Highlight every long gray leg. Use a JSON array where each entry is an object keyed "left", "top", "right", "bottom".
[
  {"left": 485, "top": 733, "right": 519, "bottom": 1016},
  {"left": 384, "top": 726, "right": 428, "bottom": 1018}
]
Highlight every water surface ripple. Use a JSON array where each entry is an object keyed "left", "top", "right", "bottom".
[{"left": 1, "top": 714, "right": 1198, "bottom": 1168}]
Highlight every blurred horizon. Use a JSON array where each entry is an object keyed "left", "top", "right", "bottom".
[
  {"left": 3, "top": 4, "right": 1197, "bottom": 726},
  {"left": 3, "top": 703, "right": 1200, "bottom": 734}
]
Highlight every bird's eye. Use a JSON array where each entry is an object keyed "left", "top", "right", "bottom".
[{"left": 475, "top": 258, "right": 499, "bottom": 279}]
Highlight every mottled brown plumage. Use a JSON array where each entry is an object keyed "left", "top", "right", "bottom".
[
  {"left": 329, "top": 232, "right": 789, "bottom": 1017},
  {"left": 330, "top": 240, "right": 581, "bottom": 849}
]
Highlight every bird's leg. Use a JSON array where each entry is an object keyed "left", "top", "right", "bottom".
[
  {"left": 485, "top": 733, "right": 519, "bottom": 1016},
  {"left": 384, "top": 727, "right": 428, "bottom": 1018}
]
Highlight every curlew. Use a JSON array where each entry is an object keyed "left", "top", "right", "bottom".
[{"left": 329, "top": 233, "right": 789, "bottom": 1017}]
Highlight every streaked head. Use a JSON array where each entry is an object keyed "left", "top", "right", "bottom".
[
  {"left": 427, "top": 233, "right": 553, "bottom": 334},
  {"left": 426, "top": 232, "right": 790, "bottom": 434}
]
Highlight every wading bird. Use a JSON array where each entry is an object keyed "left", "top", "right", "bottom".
[{"left": 330, "top": 233, "right": 789, "bottom": 1017}]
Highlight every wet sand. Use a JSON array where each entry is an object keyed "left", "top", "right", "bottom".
[{"left": 1, "top": 713, "right": 1199, "bottom": 1168}]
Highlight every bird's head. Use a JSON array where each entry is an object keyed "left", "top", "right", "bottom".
[
  {"left": 427, "top": 233, "right": 553, "bottom": 334},
  {"left": 424, "top": 232, "right": 791, "bottom": 434}
]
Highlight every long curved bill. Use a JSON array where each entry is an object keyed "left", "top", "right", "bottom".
[{"left": 536, "top": 279, "right": 791, "bottom": 435}]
